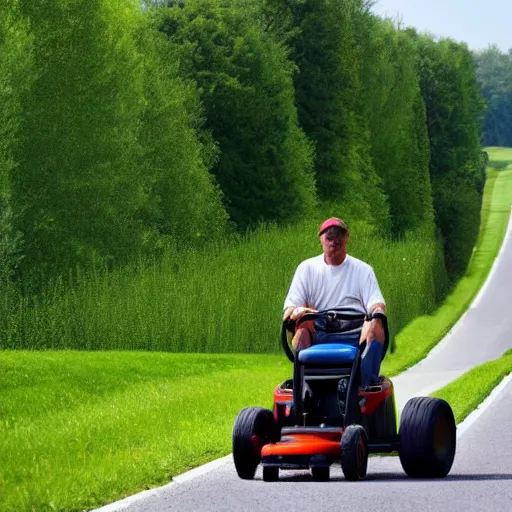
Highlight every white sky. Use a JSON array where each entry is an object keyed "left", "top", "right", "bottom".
[{"left": 371, "top": 0, "right": 511, "bottom": 52}]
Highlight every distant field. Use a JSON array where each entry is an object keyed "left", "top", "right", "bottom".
[{"left": 486, "top": 146, "right": 512, "bottom": 169}]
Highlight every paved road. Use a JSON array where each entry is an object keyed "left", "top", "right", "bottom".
[{"left": 98, "top": 213, "right": 512, "bottom": 512}]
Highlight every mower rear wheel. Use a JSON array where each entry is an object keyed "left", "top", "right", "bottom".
[
  {"left": 232, "top": 407, "right": 279, "bottom": 480},
  {"left": 340, "top": 424, "right": 368, "bottom": 481},
  {"left": 399, "top": 397, "right": 456, "bottom": 478}
]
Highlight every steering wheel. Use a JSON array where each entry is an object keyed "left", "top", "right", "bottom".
[{"left": 280, "top": 308, "right": 370, "bottom": 363}]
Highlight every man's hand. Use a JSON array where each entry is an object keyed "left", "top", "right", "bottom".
[
  {"left": 283, "top": 306, "right": 296, "bottom": 322},
  {"left": 283, "top": 306, "right": 317, "bottom": 323},
  {"left": 290, "top": 306, "right": 317, "bottom": 321}
]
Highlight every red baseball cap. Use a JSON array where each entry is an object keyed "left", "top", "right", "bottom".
[{"left": 318, "top": 217, "right": 348, "bottom": 236}]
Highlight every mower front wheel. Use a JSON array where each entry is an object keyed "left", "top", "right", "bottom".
[
  {"left": 232, "top": 407, "right": 279, "bottom": 480},
  {"left": 340, "top": 424, "right": 368, "bottom": 481}
]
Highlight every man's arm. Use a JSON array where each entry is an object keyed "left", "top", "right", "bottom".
[
  {"left": 366, "top": 302, "right": 386, "bottom": 343},
  {"left": 283, "top": 262, "right": 310, "bottom": 321},
  {"left": 369, "top": 303, "right": 386, "bottom": 316}
]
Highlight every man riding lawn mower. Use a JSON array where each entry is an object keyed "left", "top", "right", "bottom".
[{"left": 232, "top": 218, "right": 457, "bottom": 481}]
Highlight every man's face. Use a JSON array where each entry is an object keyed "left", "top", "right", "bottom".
[{"left": 320, "top": 227, "right": 348, "bottom": 259}]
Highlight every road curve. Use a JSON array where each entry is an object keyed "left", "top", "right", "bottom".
[
  {"left": 97, "top": 213, "right": 512, "bottom": 512},
  {"left": 393, "top": 211, "right": 512, "bottom": 410}
]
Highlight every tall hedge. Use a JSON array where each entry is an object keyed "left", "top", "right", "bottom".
[
  {"left": 0, "top": 0, "right": 33, "bottom": 323},
  {"left": 413, "top": 34, "right": 485, "bottom": 278},
  {"left": 135, "top": 24, "right": 230, "bottom": 248},
  {"left": 358, "top": 19, "right": 433, "bottom": 236},
  {"left": 265, "top": 0, "right": 390, "bottom": 230},
  {"left": 157, "top": 0, "right": 316, "bottom": 230},
  {"left": 13, "top": 0, "right": 148, "bottom": 287}
]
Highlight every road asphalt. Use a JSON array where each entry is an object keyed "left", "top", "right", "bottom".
[{"left": 95, "top": 212, "right": 512, "bottom": 512}]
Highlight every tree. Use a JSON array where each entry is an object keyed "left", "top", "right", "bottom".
[
  {"left": 358, "top": 19, "right": 433, "bottom": 236},
  {"left": 13, "top": 0, "right": 149, "bottom": 287},
  {"left": 474, "top": 45, "right": 512, "bottom": 147},
  {"left": 413, "top": 34, "right": 485, "bottom": 278},
  {"left": 135, "top": 23, "right": 230, "bottom": 248},
  {"left": 265, "top": 0, "right": 389, "bottom": 230},
  {"left": 157, "top": 0, "right": 316, "bottom": 230}
]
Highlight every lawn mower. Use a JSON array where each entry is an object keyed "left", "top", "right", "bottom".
[{"left": 232, "top": 308, "right": 456, "bottom": 481}]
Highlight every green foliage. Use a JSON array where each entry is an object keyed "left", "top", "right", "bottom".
[
  {"left": 285, "top": 0, "right": 388, "bottom": 228},
  {"left": 474, "top": 45, "right": 512, "bottom": 147},
  {"left": 135, "top": 24, "right": 230, "bottom": 248},
  {"left": 358, "top": 19, "right": 433, "bottom": 236},
  {"left": 0, "top": 0, "right": 487, "bottom": 337},
  {"left": 0, "top": 0, "right": 33, "bottom": 197},
  {"left": 156, "top": 0, "right": 316, "bottom": 230},
  {"left": 13, "top": 0, "right": 148, "bottom": 287},
  {"left": 0, "top": 0, "right": 33, "bottom": 326},
  {"left": 4, "top": 220, "right": 442, "bottom": 352},
  {"left": 412, "top": 34, "right": 485, "bottom": 278}
]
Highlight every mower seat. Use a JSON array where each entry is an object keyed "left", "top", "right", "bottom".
[{"left": 298, "top": 343, "right": 359, "bottom": 366}]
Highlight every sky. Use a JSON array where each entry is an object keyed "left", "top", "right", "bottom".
[{"left": 371, "top": 0, "right": 511, "bottom": 53}]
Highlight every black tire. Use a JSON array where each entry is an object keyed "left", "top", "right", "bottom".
[
  {"left": 311, "top": 465, "right": 330, "bottom": 482},
  {"left": 262, "top": 466, "right": 279, "bottom": 482},
  {"left": 399, "top": 397, "right": 456, "bottom": 478},
  {"left": 340, "top": 424, "right": 368, "bottom": 481},
  {"left": 232, "top": 407, "right": 279, "bottom": 480}
]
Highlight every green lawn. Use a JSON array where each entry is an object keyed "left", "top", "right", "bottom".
[
  {"left": 0, "top": 352, "right": 290, "bottom": 511},
  {"left": 432, "top": 349, "right": 512, "bottom": 423},
  {"left": 486, "top": 146, "right": 512, "bottom": 169}
]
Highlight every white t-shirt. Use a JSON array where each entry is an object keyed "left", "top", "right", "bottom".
[{"left": 283, "top": 254, "right": 385, "bottom": 314}]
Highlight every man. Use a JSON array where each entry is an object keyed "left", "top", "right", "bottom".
[{"left": 282, "top": 217, "right": 387, "bottom": 387}]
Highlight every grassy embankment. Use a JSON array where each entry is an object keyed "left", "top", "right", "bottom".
[
  {"left": 433, "top": 349, "right": 512, "bottom": 423},
  {"left": 430, "top": 146, "right": 512, "bottom": 419},
  {"left": 1, "top": 149, "right": 511, "bottom": 511}
]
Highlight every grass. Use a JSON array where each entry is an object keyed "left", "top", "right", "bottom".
[
  {"left": 4, "top": 219, "right": 441, "bottom": 354},
  {"left": 0, "top": 351, "right": 290, "bottom": 511},
  {"left": 486, "top": 146, "right": 512, "bottom": 170},
  {"left": 432, "top": 349, "right": 512, "bottom": 423}
]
